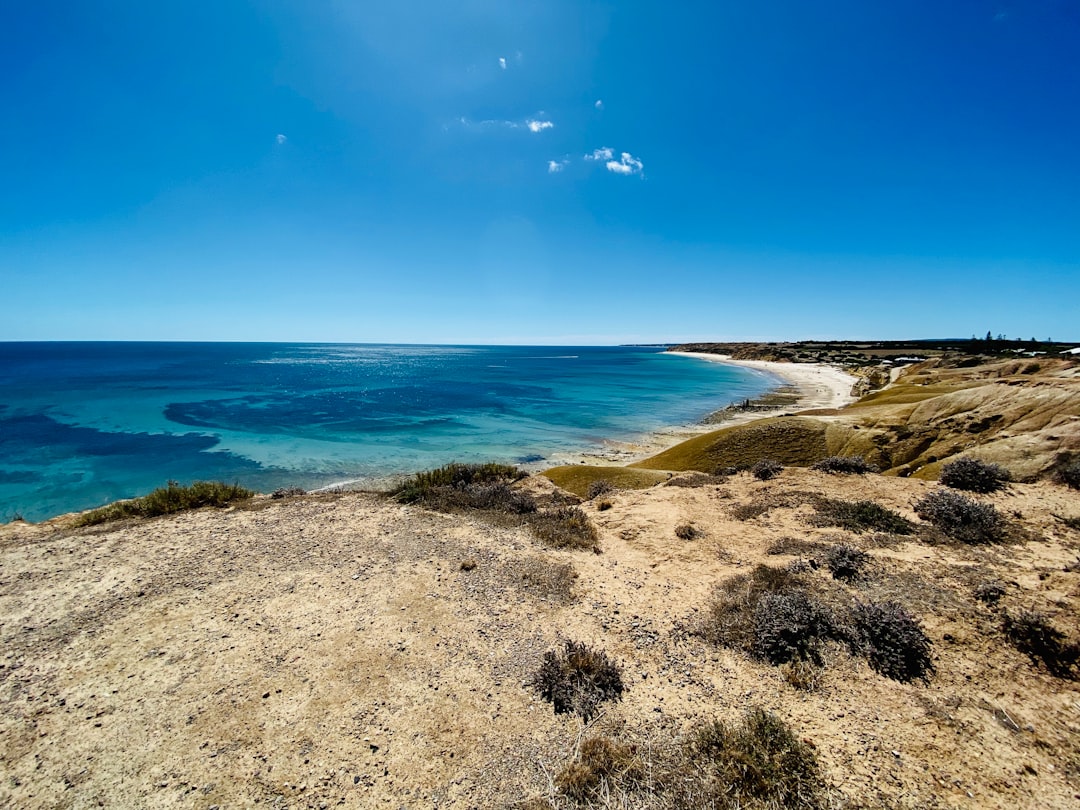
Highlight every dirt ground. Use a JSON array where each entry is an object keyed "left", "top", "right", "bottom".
[{"left": 2, "top": 470, "right": 1079, "bottom": 808}]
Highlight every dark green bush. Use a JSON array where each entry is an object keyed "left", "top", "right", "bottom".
[
  {"left": 392, "top": 462, "right": 526, "bottom": 504},
  {"left": 689, "top": 708, "right": 823, "bottom": 809},
  {"left": 914, "top": 489, "right": 1005, "bottom": 544},
  {"left": 751, "top": 459, "right": 785, "bottom": 481},
  {"left": 810, "top": 455, "right": 878, "bottom": 474},
  {"left": 1003, "top": 609, "right": 1079, "bottom": 679},
  {"left": 848, "top": 600, "right": 934, "bottom": 683},
  {"left": 753, "top": 591, "right": 838, "bottom": 665},
  {"left": 75, "top": 480, "right": 254, "bottom": 526},
  {"left": 823, "top": 543, "right": 869, "bottom": 582},
  {"left": 812, "top": 498, "right": 915, "bottom": 535},
  {"left": 529, "top": 507, "right": 599, "bottom": 551},
  {"left": 939, "top": 457, "right": 1011, "bottom": 493},
  {"left": 530, "top": 640, "right": 625, "bottom": 720},
  {"left": 1059, "top": 461, "right": 1080, "bottom": 490}
]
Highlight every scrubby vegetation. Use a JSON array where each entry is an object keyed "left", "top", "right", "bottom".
[
  {"left": 686, "top": 708, "right": 824, "bottom": 809},
  {"left": 392, "top": 462, "right": 527, "bottom": 505},
  {"left": 271, "top": 486, "right": 306, "bottom": 499},
  {"left": 529, "top": 507, "right": 600, "bottom": 551},
  {"left": 555, "top": 735, "right": 643, "bottom": 803},
  {"left": 699, "top": 566, "right": 838, "bottom": 667},
  {"left": 1058, "top": 460, "right": 1080, "bottom": 490},
  {"left": 914, "top": 489, "right": 1005, "bottom": 544},
  {"left": 974, "top": 580, "right": 1007, "bottom": 605},
  {"left": 823, "top": 543, "right": 869, "bottom": 582},
  {"left": 812, "top": 498, "right": 915, "bottom": 535},
  {"left": 751, "top": 459, "right": 784, "bottom": 480},
  {"left": 75, "top": 480, "right": 254, "bottom": 526},
  {"left": 848, "top": 600, "right": 935, "bottom": 683},
  {"left": 530, "top": 641, "right": 625, "bottom": 720},
  {"left": 675, "top": 523, "right": 700, "bottom": 540},
  {"left": 939, "top": 457, "right": 1012, "bottom": 493},
  {"left": 1003, "top": 609, "right": 1079, "bottom": 679},
  {"left": 586, "top": 479, "right": 614, "bottom": 499},
  {"left": 810, "top": 455, "right": 878, "bottom": 474}
]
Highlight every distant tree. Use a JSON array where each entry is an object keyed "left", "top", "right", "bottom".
[{"left": 985, "top": 331, "right": 993, "bottom": 341}]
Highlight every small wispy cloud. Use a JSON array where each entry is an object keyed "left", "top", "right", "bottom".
[
  {"left": 584, "top": 147, "right": 644, "bottom": 176},
  {"left": 594, "top": 99, "right": 604, "bottom": 110},
  {"left": 547, "top": 159, "right": 569, "bottom": 173},
  {"left": 275, "top": 133, "right": 288, "bottom": 145},
  {"left": 606, "top": 152, "right": 644, "bottom": 176},
  {"left": 527, "top": 119, "right": 554, "bottom": 133},
  {"left": 498, "top": 56, "right": 507, "bottom": 69},
  {"left": 455, "top": 116, "right": 555, "bottom": 133}
]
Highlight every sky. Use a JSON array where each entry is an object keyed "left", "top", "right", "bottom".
[{"left": 2, "top": 1, "right": 1078, "bottom": 344}]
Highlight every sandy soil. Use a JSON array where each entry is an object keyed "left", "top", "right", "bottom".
[{"left": 3, "top": 470, "right": 1079, "bottom": 808}]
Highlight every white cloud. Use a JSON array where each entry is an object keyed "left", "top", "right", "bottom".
[
  {"left": 586, "top": 148, "right": 645, "bottom": 176},
  {"left": 527, "top": 119, "right": 554, "bottom": 133},
  {"left": 594, "top": 99, "right": 604, "bottom": 110},
  {"left": 498, "top": 57, "right": 507, "bottom": 69},
  {"left": 275, "top": 133, "right": 287, "bottom": 145},
  {"left": 547, "top": 159, "right": 568, "bottom": 173}
]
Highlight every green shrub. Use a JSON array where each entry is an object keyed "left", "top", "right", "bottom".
[
  {"left": 75, "top": 480, "right": 254, "bottom": 526},
  {"left": 812, "top": 498, "right": 915, "bottom": 535},
  {"left": 939, "top": 457, "right": 1011, "bottom": 493},
  {"left": 823, "top": 543, "right": 869, "bottom": 582},
  {"left": 529, "top": 507, "right": 599, "bottom": 551},
  {"left": 698, "top": 565, "right": 804, "bottom": 650},
  {"left": 810, "top": 455, "right": 878, "bottom": 474},
  {"left": 688, "top": 708, "right": 823, "bottom": 809},
  {"left": 848, "top": 600, "right": 934, "bottom": 683},
  {"left": 914, "top": 489, "right": 1005, "bottom": 544},
  {"left": 530, "top": 641, "right": 625, "bottom": 720},
  {"left": 751, "top": 459, "right": 784, "bottom": 481},
  {"left": 586, "top": 479, "right": 614, "bottom": 499},
  {"left": 1059, "top": 461, "right": 1080, "bottom": 490},
  {"left": 1003, "top": 609, "right": 1079, "bottom": 679},
  {"left": 753, "top": 591, "right": 838, "bottom": 665},
  {"left": 392, "top": 462, "right": 526, "bottom": 504}
]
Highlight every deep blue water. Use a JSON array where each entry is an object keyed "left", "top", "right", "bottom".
[{"left": 0, "top": 343, "right": 779, "bottom": 521}]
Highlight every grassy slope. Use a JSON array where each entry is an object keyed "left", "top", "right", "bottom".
[{"left": 541, "top": 465, "right": 668, "bottom": 498}]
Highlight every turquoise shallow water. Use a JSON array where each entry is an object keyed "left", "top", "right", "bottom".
[{"left": 0, "top": 343, "right": 780, "bottom": 521}]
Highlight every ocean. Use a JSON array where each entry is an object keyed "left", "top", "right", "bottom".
[{"left": 0, "top": 343, "right": 779, "bottom": 522}]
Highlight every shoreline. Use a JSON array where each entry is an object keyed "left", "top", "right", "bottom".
[{"left": 540, "top": 353, "right": 859, "bottom": 468}]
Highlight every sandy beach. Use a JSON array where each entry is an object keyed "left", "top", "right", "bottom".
[{"left": 547, "top": 352, "right": 858, "bottom": 468}]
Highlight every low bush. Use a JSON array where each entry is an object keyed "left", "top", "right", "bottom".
[
  {"left": 974, "top": 580, "right": 1007, "bottom": 605},
  {"left": 939, "top": 457, "right": 1012, "bottom": 493},
  {"left": 688, "top": 708, "right": 823, "bottom": 809},
  {"left": 423, "top": 482, "right": 537, "bottom": 514},
  {"left": 530, "top": 640, "right": 625, "bottom": 720},
  {"left": 848, "top": 600, "right": 934, "bottom": 683},
  {"left": 698, "top": 565, "right": 804, "bottom": 650},
  {"left": 675, "top": 523, "right": 700, "bottom": 540},
  {"left": 766, "top": 536, "right": 826, "bottom": 556},
  {"left": 753, "top": 591, "right": 838, "bottom": 665},
  {"left": 271, "top": 486, "right": 306, "bottom": 499},
  {"left": 914, "top": 489, "right": 1005, "bottom": 544},
  {"left": 1059, "top": 461, "right": 1080, "bottom": 490},
  {"left": 586, "top": 479, "right": 614, "bottom": 499},
  {"left": 392, "top": 462, "right": 526, "bottom": 504},
  {"left": 518, "top": 558, "right": 577, "bottom": 603},
  {"left": 556, "top": 735, "right": 643, "bottom": 802},
  {"left": 812, "top": 498, "right": 915, "bottom": 535},
  {"left": 529, "top": 507, "right": 600, "bottom": 551},
  {"left": 751, "top": 459, "right": 785, "bottom": 481},
  {"left": 1003, "top": 609, "right": 1079, "bottom": 679},
  {"left": 823, "top": 543, "right": 869, "bottom": 582},
  {"left": 810, "top": 455, "right": 878, "bottom": 475},
  {"left": 75, "top": 480, "right": 254, "bottom": 526}
]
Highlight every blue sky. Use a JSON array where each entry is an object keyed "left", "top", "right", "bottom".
[{"left": 2, "top": 1, "right": 1078, "bottom": 343}]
